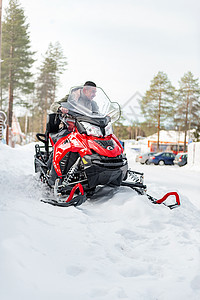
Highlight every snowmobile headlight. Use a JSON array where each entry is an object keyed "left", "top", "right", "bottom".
[
  {"left": 105, "top": 122, "right": 113, "bottom": 136},
  {"left": 81, "top": 122, "right": 103, "bottom": 137}
]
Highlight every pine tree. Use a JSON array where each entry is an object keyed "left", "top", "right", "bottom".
[
  {"left": 140, "top": 71, "right": 175, "bottom": 150},
  {"left": 1, "top": 0, "right": 35, "bottom": 130},
  {"left": 175, "top": 71, "right": 200, "bottom": 151},
  {"left": 36, "top": 42, "right": 67, "bottom": 132}
]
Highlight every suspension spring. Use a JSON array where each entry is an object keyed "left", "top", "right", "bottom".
[{"left": 63, "top": 158, "right": 80, "bottom": 186}]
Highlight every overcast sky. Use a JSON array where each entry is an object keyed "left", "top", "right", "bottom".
[{"left": 3, "top": 0, "right": 200, "bottom": 105}]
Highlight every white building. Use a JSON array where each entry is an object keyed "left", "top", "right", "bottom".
[{"left": 131, "top": 130, "right": 189, "bottom": 154}]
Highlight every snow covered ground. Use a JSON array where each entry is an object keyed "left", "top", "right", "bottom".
[{"left": 0, "top": 142, "right": 200, "bottom": 300}]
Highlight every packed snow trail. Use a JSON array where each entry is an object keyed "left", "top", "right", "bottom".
[{"left": 0, "top": 143, "right": 200, "bottom": 300}]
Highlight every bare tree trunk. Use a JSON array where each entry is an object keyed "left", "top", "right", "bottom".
[
  {"left": 157, "top": 93, "right": 161, "bottom": 151},
  {"left": 184, "top": 94, "right": 189, "bottom": 152},
  {"left": 135, "top": 125, "right": 138, "bottom": 140},
  {"left": 8, "top": 76, "right": 13, "bottom": 127},
  {"left": 43, "top": 111, "right": 47, "bottom": 133},
  {"left": 7, "top": 45, "right": 14, "bottom": 144},
  {"left": 43, "top": 93, "right": 48, "bottom": 133}
]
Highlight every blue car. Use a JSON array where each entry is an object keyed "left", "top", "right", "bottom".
[{"left": 148, "top": 152, "right": 176, "bottom": 165}]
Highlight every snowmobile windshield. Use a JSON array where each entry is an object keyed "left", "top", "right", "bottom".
[{"left": 61, "top": 86, "right": 121, "bottom": 123}]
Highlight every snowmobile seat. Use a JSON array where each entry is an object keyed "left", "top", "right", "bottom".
[
  {"left": 36, "top": 113, "right": 61, "bottom": 155},
  {"left": 36, "top": 114, "right": 60, "bottom": 144},
  {"left": 46, "top": 113, "right": 60, "bottom": 134}
]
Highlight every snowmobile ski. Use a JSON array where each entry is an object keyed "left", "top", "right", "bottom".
[
  {"left": 121, "top": 181, "right": 180, "bottom": 209},
  {"left": 146, "top": 191, "right": 181, "bottom": 209}
]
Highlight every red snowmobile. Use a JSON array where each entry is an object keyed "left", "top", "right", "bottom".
[{"left": 34, "top": 86, "right": 180, "bottom": 209}]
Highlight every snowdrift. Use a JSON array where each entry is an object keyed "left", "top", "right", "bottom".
[{"left": 0, "top": 143, "right": 200, "bottom": 300}]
